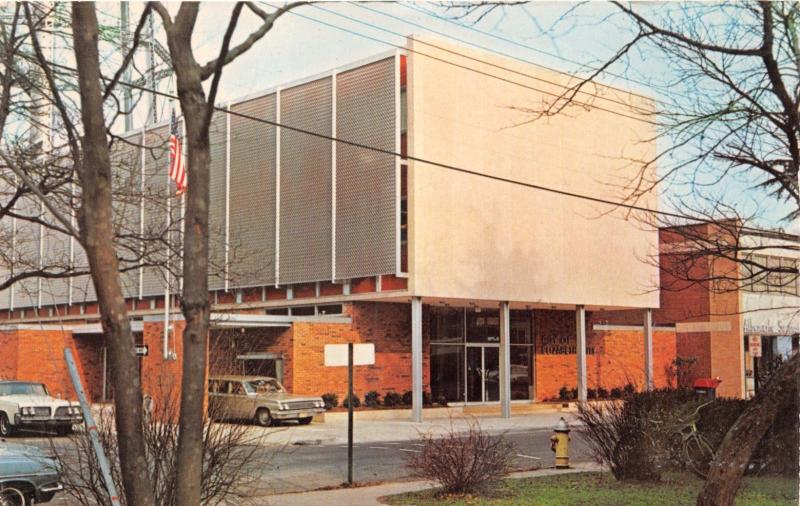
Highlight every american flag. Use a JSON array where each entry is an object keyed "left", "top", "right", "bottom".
[{"left": 168, "top": 109, "right": 187, "bottom": 195}]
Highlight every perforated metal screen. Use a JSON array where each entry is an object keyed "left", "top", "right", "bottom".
[
  {"left": 335, "top": 57, "right": 397, "bottom": 279},
  {"left": 9, "top": 55, "right": 401, "bottom": 311},
  {"left": 11, "top": 196, "right": 41, "bottom": 308},
  {"left": 279, "top": 77, "right": 333, "bottom": 284},
  {"left": 228, "top": 95, "right": 277, "bottom": 287},
  {"left": 208, "top": 112, "right": 227, "bottom": 290},
  {"left": 39, "top": 216, "right": 70, "bottom": 306},
  {"left": 141, "top": 126, "right": 170, "bottom": 296},
  {"left": 69, "top": 180, "right": 96, "bottom": 305},
  {"left": 111, "top": 133, "right": 143, "bottom": 298}
]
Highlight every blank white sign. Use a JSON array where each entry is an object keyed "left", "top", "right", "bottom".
[{"left": 324, "top": 343, "right": 375, "bottom": 366}]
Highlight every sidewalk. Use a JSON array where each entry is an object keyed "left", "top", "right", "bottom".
[
  {"left": 265, "top": 461, "right": 602, "bottom": 505},
  {"left": 240, "top": 409, "right": 581, "bottom": 447}
]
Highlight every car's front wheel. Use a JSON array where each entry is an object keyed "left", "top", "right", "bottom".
[
  {"left": 254, "top": 408, "right": 272, "bottom": 427},
  {"left": 0, "top": 485, "right": 30, "bottom": 506},
  {"left": 298, "top": 417, "right": 313, "bottom": 425},
  {"left": 0, "top": 412, "right": 13, "bottom": 438}
]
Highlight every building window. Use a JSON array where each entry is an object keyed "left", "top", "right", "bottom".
[
  {"left": 429, "top": 306, "right": 464, "bottom": 344},
  {"left": 317, "top": 304, "right": 343, "bottom": 315},
  {"left": 742, "top": 255, "right": 798, "bottom": 295},
  {"left": 430, "top": 306, "right": 535, "bottom": 403}
]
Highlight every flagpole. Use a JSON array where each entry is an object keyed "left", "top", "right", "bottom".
[{"left": 163, "top": 104, "right": 172, "bottom": 361}]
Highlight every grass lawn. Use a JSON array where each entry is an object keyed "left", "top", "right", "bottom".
[{"left": 382, "top": 472, "right": 798, "bottom": 506}]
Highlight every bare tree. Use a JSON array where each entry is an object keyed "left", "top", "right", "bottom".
[
  {"left": 2, "top": 3, "right": 301, "bottom": 504},
  {"left": 148, "top": 3, "right": 304, "bottom": 503},
  {"left": 511, "top": 2, "right": 799, "bottom": 504}
]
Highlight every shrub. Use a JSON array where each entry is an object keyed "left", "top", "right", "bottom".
[
  {"left": 423, "top": 391, "right": 433, "bottom": 406},
  {"left": 610, "top": 387, "right": 623, "bottom": 399},
  {"left": 401, "top": 390, "right": 413, "bottom": 406},
  {"left": 570, "top": 387, "right": 578, "bottom": 400},
  {"left": 587, "top": 388, "right": 597, "bottom": 400},
  {"left": 52, "top": 381, "right": 272, "bottom": 506},
  {"left": 383, "top": 391, "right": 402, "bottom": 407},
  {"left": 558, "top": 386, "right": 570, "bottom": 401},
  {"left": 433, "top": 394, "right": 448, "bottom": 406},
  {"left": 364, "top": 390, "right": 381, "bottom": 408},
  {"left": 597, "top": 387, "right": 610, "bottom": 399},
  {"left": 406, "top": 419, "right": 515, "bottom": 494},
  {"left": 321, "top": 392, "right": 339, "bottom": 409},
  {"left": 623, "top": 383, "right": 635, "bottom": 396},
  {"left": 342, "top": 393, "right": 361, "bottom": 409},
  {"left": 577, "top": 388, "right": 696, "bottom": 481}
]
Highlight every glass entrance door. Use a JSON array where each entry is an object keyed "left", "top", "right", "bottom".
[{"left": 466, "top": 346, "right": 500, "bottom": 403}]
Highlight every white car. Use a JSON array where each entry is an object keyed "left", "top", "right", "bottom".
[{"left": 0, "top": 381, "right": 83, "bottom": 437}]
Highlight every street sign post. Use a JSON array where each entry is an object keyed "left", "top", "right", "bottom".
[
  {"left": 748, "top": 335, "right": 762, "bottom": 358},
  {"left": 324, "top": 343, "right": 375, "bottom": 486}
]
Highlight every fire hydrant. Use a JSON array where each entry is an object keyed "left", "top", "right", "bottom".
[{"left": 550, "top": 417, "right": 571, "bottom": 469}]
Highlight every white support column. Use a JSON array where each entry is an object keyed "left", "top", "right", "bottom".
[
  {"left": 411, "top": 296, "right": 423, "bottom": 423},
  {"left": 644, "top": 308, "right": 654, "bottom": 391},
  {"left": 576, "top": 305, "right": 587, "bottom": 403},
  {"left": 499, "top": 301, "right": 511, "bottom": 418}
]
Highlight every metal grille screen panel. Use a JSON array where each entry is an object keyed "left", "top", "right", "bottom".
[
  {"left": 11, "top": 197, "right": 42, "bottom": 308},
  {"left": 208, "top": 112, "right": 227, "bottom": 290},
  {"left": 111, "top": 134, "right": 142, "bottom": 298},
  {"left": 228, "top": 95, "right": 276, "bottom": 288},
  {"left": 141, "top": 127, "right": 170, "bottom": 296},
  {"left": 38, "top": 184, "right": 73, "bottom": 305},
  {"left": 336, "top": 58, "right": 397, "bottom": 279},
  {"left": 279, "top": 77, "right": 333, "bottom": 284},
  {"left": 39, "top": 218, "right": 70, "bottom": 306}
]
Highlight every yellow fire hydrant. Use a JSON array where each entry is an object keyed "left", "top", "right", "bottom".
[{"left": 550, "top": 417, "right": 571, "bottom": 469}]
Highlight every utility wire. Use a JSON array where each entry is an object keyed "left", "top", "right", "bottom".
[
  {"left": 347, "top": 2, "right": 657, "bottom": 115},
  {"left": 46, "top": 59, "right": 774, "bottom": 235},
  {"left": 272, "top": 4, "right": 658, "bottom": 126},
  {"left": 403, "top": 2, "right": 667, "bottom": 101}
]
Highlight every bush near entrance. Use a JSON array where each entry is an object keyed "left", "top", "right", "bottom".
[
  {"left": 577, "top": 388, "right": 799, "bottom": 482},
  {"left": 321, "top": 392, "right": 339, "bottom": 409}
]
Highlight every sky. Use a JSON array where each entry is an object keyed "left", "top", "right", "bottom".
[{"left": 92, "top": 1, "right": 797, "bottom": 233}]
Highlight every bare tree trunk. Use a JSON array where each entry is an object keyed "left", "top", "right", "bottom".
[
  {"left": 696, "top": 352, "right": 799, "bottom": 506},
  {"left": 159, "top": 8, "right": 211, "bottom": 504},
  {"left": 71, "top": 4, "right": 155, "bottom": 505}
]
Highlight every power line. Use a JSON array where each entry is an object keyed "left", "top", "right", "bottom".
[
  {"left": 402, "top": 2, "right": 667, "bottom": 102},
  {"left": 47, "top": 59, "right": 768, "bottom": 234},
  {"left": 274, "top": 4, "right": 658, "bottom": 126},
  {"left": 349, "top": 2, "right": 659, "bottom": 115}
]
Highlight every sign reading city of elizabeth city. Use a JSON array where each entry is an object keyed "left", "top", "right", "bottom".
[{"left": 748, "top": 335, "right": 762, "bottom": 358}]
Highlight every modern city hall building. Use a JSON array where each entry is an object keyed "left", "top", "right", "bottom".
[{"left": 0, "top": 36, "right": 683, "bottom": 420}]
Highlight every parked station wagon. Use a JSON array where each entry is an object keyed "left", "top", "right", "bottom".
[
  {"left": 208, "top": 376, "right": 325, "bottom": 427},
  {"left": 0, "top": 382, "right": 82, "bottom": 437}
]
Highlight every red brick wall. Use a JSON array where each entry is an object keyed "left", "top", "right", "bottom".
[
  {"left": 291, "top": 302, "right": 430, "bottom": 399},
  {"left": 10, "top": 329, "right": 88, "bottom": 401},
  {"left": 209, "top": 326, "right": 293, "bottom": 390},
  {"left": 657, "top": 225, "right": 744, "bottom": 398},
  {"left": 141, "top": 320, "right": 185, "bottom": 407},
  {"left": 72, "top": 334, "right": 105, "bottom": 402},
  {"left": 533, "top": 310, "right": 677, "bottom": 400},
  {"left": 0, "top": 331, "right": 19, "bottom": 381}
]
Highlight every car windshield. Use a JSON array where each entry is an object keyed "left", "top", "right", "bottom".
[
  {"left": 244, "top": 379, "right": 286, "bottom": 394},
  {"left": 0, "top": 382, "right": 48, "bottom": 396}
]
